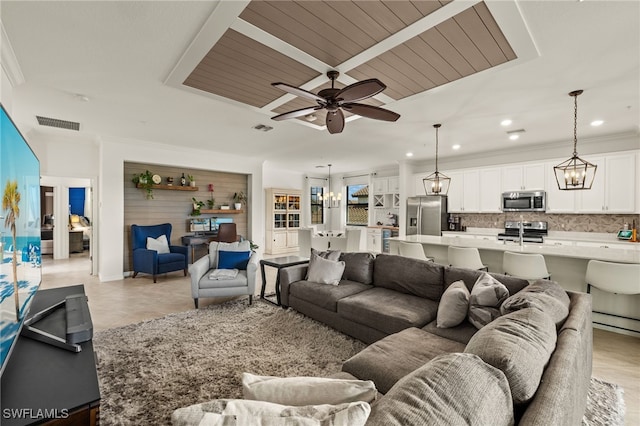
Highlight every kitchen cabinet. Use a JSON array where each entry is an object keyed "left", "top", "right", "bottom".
[
  {"left": 367, "top": 228, "right": 383, "bottom": 253},
  {"left": 446, "top": 170, "right": 479, "bottom": 213},
  {"left": 387, "top": 176, "right": 400, "bottom": 193},
  {"left": 373, "top": 178, "right": 388, "bottom": 194},
  {"left": 501, "top": 163, "right": 545, "bottom": 192},
  {"left": 576, "top": 154, "right": 636, "bottom": 213},
  {"left": 265, "top": 188, "right": 302, "bottom": 254},
  {"left": 545, "top": 159, "right": 577, "bottom": 213},
  {"left": 479, "top": 168, "right": 502, "bottom": 212}
]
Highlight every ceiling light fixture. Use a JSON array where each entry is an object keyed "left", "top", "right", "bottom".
[
  {"left": 554, "top": 90, "right": 597, "bottom": 190},
  {"left": 590, "top": 120, "right": 603, "bottom": 126},
  {"left": 318, "top": 164, "right": 341, "bottom": 208},
  {"left": 423, "top": 124, "right": 450, "bottom": 195},
  {"left": 501, "top": 119, "right": 512, "bottom": 126},
  {"left": 406, "top": 152, "right": 414, "bottom": 157},
  {"left": 509, "top": 134, "right": 520, "bottom": 141},
  {"left": 452, "top": 144, "right": 461, "bottom": 150}
]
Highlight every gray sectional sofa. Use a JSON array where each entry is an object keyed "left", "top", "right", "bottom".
[{"left": 279, "top": 252, "right": 593, "bottom": 425}]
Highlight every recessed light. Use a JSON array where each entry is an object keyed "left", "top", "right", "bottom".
[
  {"left": 590, "top": 120, "right": 604, "bottom": 126},
  {"left": 509, "top": 134, "right": 520, "bottom": 141},
  {"left": 452, "top": 144, "right": 461, "bottom": 150},
  {"left": 405, "top": 152, "right": 413, "bottom": 157},
  {"left": 501, "top": 119, "right": 512, "bottom": 126}
]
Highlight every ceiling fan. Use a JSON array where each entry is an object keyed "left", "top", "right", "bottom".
[{"left": 271, "top": 70, "right": 400, "bottom": 134}]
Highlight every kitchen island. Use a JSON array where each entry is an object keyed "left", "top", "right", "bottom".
[{"left": 389, "top": 235, "right": 640, "bottom": 335}]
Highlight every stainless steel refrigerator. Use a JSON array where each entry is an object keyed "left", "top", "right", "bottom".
[{"left": 406, "top": 195, "right": 448, "bottom": 236}]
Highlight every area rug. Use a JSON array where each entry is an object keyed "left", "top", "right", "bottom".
[{"left": 94, "top": 300, "right": 625, "bottom": 425}]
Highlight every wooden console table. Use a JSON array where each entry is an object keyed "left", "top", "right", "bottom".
[{"left": 1, "top": 285, "right": 100, "bottom": 425}]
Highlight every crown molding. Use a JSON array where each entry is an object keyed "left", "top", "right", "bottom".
[{"left": 1, "top": 21, "right": 25, "bottom": 86}]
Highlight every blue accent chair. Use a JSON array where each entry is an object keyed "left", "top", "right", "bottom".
[{"left": 131, "top": 223, "right": 188, "bottom": 283}]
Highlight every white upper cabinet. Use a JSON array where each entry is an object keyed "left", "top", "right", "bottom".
[
  {"left": 502, "top": 163, "right": 545, "bottom": 192},
  {"left": 387, "top": 176, "right": 400, "bottom": 193},
  {"left": 576, "top": 154, "right": 636, "bottom": 213},
  {"left": 479, "top": 168, "right": 502, "bottom": 212},
  {"left": 373, "top": 178, "right": 388, "bottom": 194},
  {"left": 446, "top": 170, "right": 479, "bottom": 213},
  {"left": 545, "top": 159, "right": 577, "bottom": 213}
]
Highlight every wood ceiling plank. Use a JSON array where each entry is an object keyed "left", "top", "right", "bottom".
[
  {"left": 189, "top": 58, "right": 278, "bottom": 100},
  {"left": 454, "top": 5, "right": 509, "bottom": 66},
  {"left": 326, "top": 1, "right": 392, "bottom": 43},
  {"left": 349, "top": 63, "right": 412, "bottom": 100},
  {"left": 388, "top": 42, "right": 445, "bottom": 88},
  {"left": 403, "top": 36, "right": 461, "bottom": 84},
  {"left": 383, "top": 0, "right": 431, "bottom": 26},
  {"left": 419, "top": 27, "right": 476, "bottom": 77},
  {"left": 363, "top": 56, "right": 427, "bottom": 95},
  {"left": 353, "top": 1, "right": 409, "bottom": 34},
  {"left": 436, "top": 17, "right": 491, "bottom": 72},
  {"left": 474, "top": 2, "right": 516, "bottom": 60},
  {"left": 410, "top": 0, "right": 448, "bottom": 17}
]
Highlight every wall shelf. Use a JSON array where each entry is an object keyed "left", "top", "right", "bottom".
[
  {"left": 136, "top": 183, "right": 198, "bottom": 191},
  {"left": 198, "top": 209, "right": 244, "bottom": 214}
]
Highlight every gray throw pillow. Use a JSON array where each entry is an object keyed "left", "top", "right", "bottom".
[
  {"left": 468, "top": 272, "right": 509, "bottom": 329},
  {"left": 464, "top": 307, "right": 557, "bottom": 405},
  {"left": 307, "top": 252, "right": 346, "bottom": 285},
  {"left": 305, "top": 248, "right": 342, "bottom": 280},
  {"left": 339, "top": 252, "right": 375, "bottom": 285},
  {"left": 436, "top": 280, "right": 470, "bottom": 328},
  {"left": 501, "top": 279, "right": 570, "bottom": 327},
  {"left": 366, "top": 353, "right": 514, "bottom": 426}
]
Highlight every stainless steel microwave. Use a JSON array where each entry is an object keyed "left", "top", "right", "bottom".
[{"left": 501, "top": 191, "right": 546, "bottom": 212}]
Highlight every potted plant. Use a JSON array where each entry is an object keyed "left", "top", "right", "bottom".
[
  {"left": 132, "top": 170, "right": 154, "bottom": 199},
  {"left": 191, "top": 197, "right": 205, "bottom": 216},
  {"left": 233, "top": 191, "right": 247, "bottom": 210},
  {"left": 206, "top": 198, "right": 215, "bottom": 209},
  {"left": 188, "top": 175, "right": 196, "bottom": 187}
]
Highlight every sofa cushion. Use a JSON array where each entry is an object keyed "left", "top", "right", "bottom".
[
  {"left": 342, "top": 327, "right": 466, "bottom": 394},
  {"left": 422, "top": 320, "right": 478, "bottom": 345},
  {"left": 501, "top": 279, "right": 571, "bottom": 327},
  {"left": 436, "top": 280, "right": 470, "bottom": 328},
  {"left": 468, "top": 272, "right": 509, "bottom": 329},
  {"left": 241, "top": 373, "right": 377, "bottom": 406},
  {"left": 198, "top": 270, "right": 248, "bottom": 289},
  {"left": 171, "top": 399, "right": 371, "bottom": 426},
  {"left": 365, "top": 353, "right": 514, "bottom": 426},
  {"left": 338, "top": 287, "right": 438, "bottom": 335},
  {"left": 464, "top": 307, "right": 557, "bottom": 405},
  {"left": 289, "top": 280, "right": 372, "bottom": 312},
  {"left": 445, "top": 266, "right": 528, "bottom": 296},
  {"left": 373, "top": 254, "right": 444, "bottom": 301},
  {"left": 307, "top": 252, "right": 346, "bottom": 285},
  {"left": 339, "top": 252, "right": 375, "bottom": 285}
]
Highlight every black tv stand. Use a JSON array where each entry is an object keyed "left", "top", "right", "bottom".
[{"left": 21, "top": 293, "right": 93, "bottom": 352}]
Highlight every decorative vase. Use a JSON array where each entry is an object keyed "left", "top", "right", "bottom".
[
  {"left": 190, "top": 181, "right": 196, "bottom": 187},
  {"left": 234, "top": 203, "right": 242, "bottom": 210}
]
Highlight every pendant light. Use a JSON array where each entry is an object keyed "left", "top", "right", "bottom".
[
  {"left": 318, "top": 164, "right": 341, "bottom": 208},
  {"left": 423, "top": 124, "right": 451, "bottom": 195},
  {"left": 553, "top": 90, "right": 597, "bottom": 190}
]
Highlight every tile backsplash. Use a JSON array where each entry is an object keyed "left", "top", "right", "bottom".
[{"left": 455, "top": 213, "right": 640, "bottom": 233}]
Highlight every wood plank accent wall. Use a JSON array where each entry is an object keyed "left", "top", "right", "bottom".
[{"left": 123, "top": 162, "right": 248, "bottom": 272}]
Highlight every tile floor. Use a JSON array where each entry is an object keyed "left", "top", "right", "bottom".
[{"left": 40, "top": 253, "right": 639, "bottom": 423}]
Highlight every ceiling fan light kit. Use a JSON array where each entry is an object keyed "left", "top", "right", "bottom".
[
  {"left": 271, "top": 71, "right": 400, "bottom": 134},
  {"left": 554, "top": 89, "right": 597, "bottom": 190},
  {"left": 423, "top": 123, "right": 451, "bottom": 195}
]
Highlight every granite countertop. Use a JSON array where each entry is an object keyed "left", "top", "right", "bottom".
[{"left": 368, "top": 225, "right": 399, "bottom": 230}]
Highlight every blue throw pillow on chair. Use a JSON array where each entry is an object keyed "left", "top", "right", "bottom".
[{"left": 218, "top": 250, "right": 251, "bottom": 270}]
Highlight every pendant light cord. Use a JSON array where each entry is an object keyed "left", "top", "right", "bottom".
[{"left": 573, "top": 93, "right": 578, "bottom": 156}]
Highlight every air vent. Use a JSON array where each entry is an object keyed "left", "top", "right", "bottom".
[
  {"left": 252, "top": 124, "right": 273, "bottom": 132},
  {"left": 36, "top": 116, "right": 80, "bottom": 131}
]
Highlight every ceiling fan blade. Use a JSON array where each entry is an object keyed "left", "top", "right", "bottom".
[
  {"left": 326, "top": 109, "right": 345, "bottom": 134},
  {"left": 271, "top": 106, "right": 322, "bottom": 121},
  {"left": 343, "top": 103, "right": 400, "bottom": 122},
  {"left": 271, "top": 82, "right": 326, "bottom": 103},
  {"left": 336, "top": 79, "right": 386, "bottom": 103}
]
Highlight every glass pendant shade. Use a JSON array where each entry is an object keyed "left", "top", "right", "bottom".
[
  {"left": 554, "top": 90, "right": 597, "bottom": 190},
  {"left": 423, "top": 123, "right": 450, "bottom": 195}
]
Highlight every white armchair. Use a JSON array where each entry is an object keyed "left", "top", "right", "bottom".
[{"left": 188, "top": 241, "right": 258, "bottom": 308}]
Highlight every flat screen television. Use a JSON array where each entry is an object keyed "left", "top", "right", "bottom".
[{"left": 0, "top": 102, "right": 42, "bottom": 376}]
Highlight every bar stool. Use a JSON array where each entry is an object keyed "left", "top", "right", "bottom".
[
  {"left": 503, "top": 251, "right": 550, "bottom": 280},
  {"left": 448, "top": 246, "right": 488, "bottom": 271},
  {"left": 586, "top": 260, "right": 640, "bottom": 333},
  {"left": 399, "top": 242, "right": 433, "bottom": 261}
]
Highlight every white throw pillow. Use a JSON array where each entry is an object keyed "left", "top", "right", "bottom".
[
  {"left": 307, "top": 252, "right": 346, "bottom": 286},
  {"left": 436, "top": 280, "right": 471, "bottom": 328},
  {"left": 146, "top": 234, "right": 170, "bottom": 254},
  {"left": 242, "top": 373, "right": 377, "bottom": 406},
  {"left": 468, "top": 272, "right": 509, "bottom": 329},
  {"left": 171, "top": 399, "right": 371, "bottom": 426}
]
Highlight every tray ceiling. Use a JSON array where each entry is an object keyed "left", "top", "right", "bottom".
[{"left": 181, "top": 0, "right": 515, "bottom": 130}]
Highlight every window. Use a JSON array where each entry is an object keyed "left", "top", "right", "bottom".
[
  {"left": 346, "top": 184, "right": 369, "bottom": 226},
  {"left": 310, "top": 186, "right": 324, "bottom": 225}
]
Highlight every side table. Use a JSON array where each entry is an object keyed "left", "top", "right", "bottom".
[{"left": 260, "top": 256, "right": 309, "bottom": 306}]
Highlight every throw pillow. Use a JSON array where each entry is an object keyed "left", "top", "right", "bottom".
[
  {"left": 171, "top": 399, "right": 371, "bottom": 426},
  {"left": 307, "top": 252, "right": 346, "bottom": 286},
  {"left": 468, "top": 272, "right": 509, "bottom": 329},
  {"left": 146, "top": 234, "right": 170, "bottom": 254},
  {"left": 464, "top": 307, "right": 557, "bottom": 405},
  {"left": 436, "top": 280, "right": 470, "bottom": 328},
  {"left": 501, "top": 279, "right": 571, "bottom": 327},
  {"left": 218, "top": 250, "right": 250, "bottom": 270},
  {"left": 365, "top": 353, "right": 513, "bottom": 426},
  {"left": 312, "top": 248, "right": 341, "bottom": 261},
  {"left": 241, "top": 373, "right": 377, "bottom": 406}
]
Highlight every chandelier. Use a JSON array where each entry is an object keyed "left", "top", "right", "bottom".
[
  {"left": 423, "top": 124, "right": 451, "bottom": 195},
  {"left": 553, "top": 90, "right": 597, "bottom": 190},
  {"left": 318, "top": 164, "right": 341, "bottom": 208}
]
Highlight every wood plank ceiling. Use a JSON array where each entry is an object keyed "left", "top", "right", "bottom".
[{"left": 183, "top": 0, "right": 515, "bottom": 126}]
